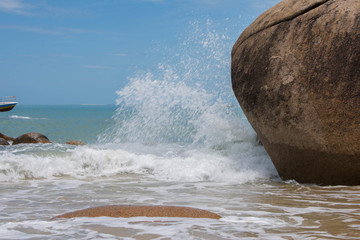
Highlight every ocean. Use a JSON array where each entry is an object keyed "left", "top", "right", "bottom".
[{"left": 1, "top": 20, "right": 359, "bottom": 240}]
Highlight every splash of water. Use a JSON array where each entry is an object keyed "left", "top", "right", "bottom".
[
  {"left": 0, "top": 19, "right": 277, "bottom": 183},
  {"left": 98, "top": 19, "right": 252, "bottom": 147}
]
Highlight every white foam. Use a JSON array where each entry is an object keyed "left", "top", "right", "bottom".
[
  {"left": 9, "top": 115, "right": 31, "bottom": 120},
  {"left": 98, "top": 19, "right": 241, "bottom": 147},
  {"left": 8, "top": 115, "right": 48, "bottom": 120},
  {"left": 0, "top": 143, "right": 276, "bottom": 183}
]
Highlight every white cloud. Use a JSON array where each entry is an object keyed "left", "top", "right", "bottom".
[
  {"left": 0, "top": 0, "right": 29, "bottom": 15},
  {"left": 83, "top": 65, "right": 115, "bottom": 70},
  {"left": 142, "top": 0, "right": 164, "bottom": 2},
  {"left": 50, "top": 54, "right": 79, "bottom": 58},
  {"left": 0, "top": 0, "right": 81, "bottom": 16},
  {"left": 0, "top": 24, "right": 63, "bottom": 35},
  {"left": 194, "top": 0, "right": 222, "bottom": 5},
  {"left": 108, "top": 53, "right": 128, "bottom": 57},
  {"left": 0, "top": 24, "right": 102, "bottom": 36}
]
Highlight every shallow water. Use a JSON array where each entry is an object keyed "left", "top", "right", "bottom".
[
  {"left": 0, "top": 139, "right": 359, "bottom": 239},
  {"left": 0, "top": 172, "right": 359, "bottom": 239}
]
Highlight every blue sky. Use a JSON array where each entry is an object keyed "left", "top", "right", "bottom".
[{"left": 0, "top": 0, "right": 280, "bottom": 104}]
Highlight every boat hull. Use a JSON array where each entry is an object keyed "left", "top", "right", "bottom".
[{"left": 0, "top": 102, "right": 17, "bottom": 112}]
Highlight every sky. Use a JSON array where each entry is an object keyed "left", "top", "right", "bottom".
[{"left": 0, "top": 0, "right": 280, "bottom": 105}]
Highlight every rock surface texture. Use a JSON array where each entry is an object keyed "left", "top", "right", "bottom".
[
  {"left": 0, "top": 133, "right": 14, "bottom": 142},
  {"left": 13, "top": 132, "right": 52, "bottom": 145},
  {"left": 0, "top": 138, "right": 9, "bottom": 145},
  {"left": 231, "top": 0, "right": 360, "bottom": 185},
  {"left": 66, "top": 140, "right": 85, "bottom": 146},
  {"left": 53, "top": 205, "right": 221, "bottom": 219}
]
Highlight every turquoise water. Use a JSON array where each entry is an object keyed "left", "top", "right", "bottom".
[{"left": 0, "top": 104, "right": 116, "bottom": 144}]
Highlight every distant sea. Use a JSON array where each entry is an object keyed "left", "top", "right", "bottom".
[
  {"left": 0, "top": 104, "right": 116, "bottom": 144},
  {"left": 1, "top": 19, "right": 359, "bottom": 239}
]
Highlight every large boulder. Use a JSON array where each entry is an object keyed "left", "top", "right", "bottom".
[
  {"left": 231, "top": 0, "right": 360, "bottom": 185},
  {"left": 13, "top": 132, "right": 52, "bottom": 145}
]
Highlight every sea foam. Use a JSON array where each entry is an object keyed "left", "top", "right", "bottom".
[
  {"left": 0, "top": 142, "right": 276, "bottom": 183},
  {"left": 9, "top": 115, "right": 32, "bottom": 120}
]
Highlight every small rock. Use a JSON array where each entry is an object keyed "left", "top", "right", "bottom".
[
  {"left": 0, "top": 138, "right": 9, "bottom": 145},
  {"left": 0, "top": 133, "right": 14, "bottom": 142},
  {"left": 66, "top": 141, "right": 85, "bottom": 146},
  {"left": 13, "top": 132, "right": 51, "bottom": 145}
]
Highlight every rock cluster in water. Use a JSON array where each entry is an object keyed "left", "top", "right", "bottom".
[
  {"left": 231, "top": 0, "right": 360, "bottom": 185},
  {"left": 53, "top": 205, "right": 221, "bottom": 219},
  {"left": 0, "top": 133, "right": 14, "bottom": 142},
  {"left": 12, "top": 132, "right": 52, "bottom": 145},
  {"left": 0, "top": 132, "right": 84, "bottom": 146},
  {"left": 0, "top": 133, "right": 14, "bottom": 145}
]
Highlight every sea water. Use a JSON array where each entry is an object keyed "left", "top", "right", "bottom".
[{"left": 0, "top": 20, "right": 359, "bottom": 240}]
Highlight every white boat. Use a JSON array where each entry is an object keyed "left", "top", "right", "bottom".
[{"left": 0, "top": 96, "right": 17, "bottom": 112}]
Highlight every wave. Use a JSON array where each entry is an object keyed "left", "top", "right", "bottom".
[
  {"left": 92, "top": 19, "right": 278, "bottom": 182},
  {"left": 9, "top": 115, "right": 48, "bottom": 120},
  {"left": 0, "top": 19, "right": 278, "bottom": 183},
  {"left": 0, "top": 143, "right": 277, "bottom": 182},
  {"left": 9, "top": 115, "right": 32, "bottom": 120},
  {"left": 98, "top": 19, "right": 245, "bottom": 147}
]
